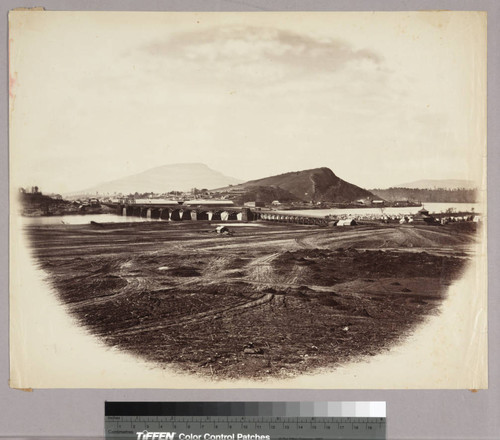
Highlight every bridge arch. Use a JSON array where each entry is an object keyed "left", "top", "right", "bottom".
[
  {"left": 170, "top": 209, "right": 182, "bottom": 221},
  {"left": 181, "top": 209, "right": 192, "bottom": 221},
  {"left": 160, "top": 209, "right": 170, "bottom": 220},
  {"left": 150, "top": 208, "right": 162, "bottom": 219},
  {"left": 221, "top": 211, "right": 238, "bottom": 221},
  {"left": 197, "top": 211, "right": 211, "bottom": 221}
]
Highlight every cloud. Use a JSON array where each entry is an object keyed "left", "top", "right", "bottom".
[{"left": 141, "top": 26, "right": 383, "bottom": 85}]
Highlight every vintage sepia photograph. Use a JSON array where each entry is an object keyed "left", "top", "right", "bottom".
[{"left": 9, "top": 10, "right": 487, "bottom": 388}]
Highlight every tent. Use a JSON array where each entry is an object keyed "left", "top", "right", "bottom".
[{"left": 337, "top": 219, "right": 357, "bottom": 226}]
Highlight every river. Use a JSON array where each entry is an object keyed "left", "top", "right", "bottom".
[
  {"left": 285, "top": 202, "right": 481, "bottom": 218},
  {"left": 21, "top": 202, "right": 481, "bottom": 225}
]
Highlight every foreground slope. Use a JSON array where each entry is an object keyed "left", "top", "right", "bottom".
[{"left": 27, "top": 221, "right": 475, "bottom": 379}]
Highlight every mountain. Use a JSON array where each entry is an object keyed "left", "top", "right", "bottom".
[
  {"left": 72, "top": 163, "right": 242, "bottom": 195},
  {"left": 218, "top": 167, "right": 374, "bottom": 203},
  {"left": 393, "top": 179, "right": 477, "bottom": 190}
]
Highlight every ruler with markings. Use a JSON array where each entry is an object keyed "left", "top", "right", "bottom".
[{"left": 105, "top": 402, "right": 386, "bottom": 440}]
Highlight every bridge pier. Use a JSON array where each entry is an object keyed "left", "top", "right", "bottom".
[{"left": 241, "top": 208, "right": 253, "bottom": 221}]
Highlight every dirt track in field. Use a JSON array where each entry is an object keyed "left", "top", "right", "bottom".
[{"left": 25, "top": 220, "right": 477, "bottom": 379}]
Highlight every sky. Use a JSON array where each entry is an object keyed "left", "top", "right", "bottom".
[{"left": 9, "top": 11, "right": 486, "bottom": 194}]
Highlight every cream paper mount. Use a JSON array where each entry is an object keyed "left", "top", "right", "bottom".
[{"left": 9, "top": 10, "right": 487, "bottom": 389}]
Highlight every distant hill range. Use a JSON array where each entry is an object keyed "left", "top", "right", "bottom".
[
  {"left": 371, "top": 179, "right": 478, "bottom": 204},
  {"left": 371, "top": 187, "right": 477, "bottom": 204},
  {"left": 217, "top": 167, "right": 374, "bottom": 203},
  {"left": 69, "top": 163, "right": 242, "bottom": 196},
  {"left": 393, "top": 179, "right": 477, "bottom": 190}
]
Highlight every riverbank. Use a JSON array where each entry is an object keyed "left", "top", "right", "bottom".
[{"left": 24, "top": 221, "right": 478, "bottom": 379}]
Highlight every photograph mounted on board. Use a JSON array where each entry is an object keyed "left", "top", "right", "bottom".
[{"left": 8, "top": 10, "right": 487, "bottom": 388}]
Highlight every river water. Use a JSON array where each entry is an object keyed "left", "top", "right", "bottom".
[
  {"left": 21, "top": 202, "right": 481, "bottom": 225},
  {"left": 21, "top": 213, "right": 160, "bottom": 225},
  {"left": 285, "top": 202, "right": 481, "bottom": 218}
]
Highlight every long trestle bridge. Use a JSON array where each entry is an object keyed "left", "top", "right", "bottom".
[
  {"left": 108, "top": 202, "right": 330, "bottom": 226},
  {"left": 111, "top": 202, "right": 254, "bottom": 221},
  {"left": 259, "top": 211, "right": 330, "bottom": 226}
]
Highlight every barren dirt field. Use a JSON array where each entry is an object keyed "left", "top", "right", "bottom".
[{"left": 25, "top": 220, "right": 477, "bottom": 379}]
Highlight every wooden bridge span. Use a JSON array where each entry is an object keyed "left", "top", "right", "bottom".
[
  {"left": 259, "top": 211, "right": 329, "bottom": 226},
  {"left": 108, "top": 203, "right": 330, "bottom": 225},
  {"left": 111, "top": 203, "right": 254, "bottom": 221}
]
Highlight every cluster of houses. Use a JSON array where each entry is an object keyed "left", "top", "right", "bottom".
[
  {"left": 329, "top": 207, "right": 482, "bottom": 225},
  {"left": 118, "top": 198, "right": 236, "bottom": 208},
  {"left": 103, "top": 187, "right": 247, "bottom": 204},
  {"left": 353, "top": 198, "right": 421, "bottom": 208},
  {"left": 437, "top": 214, "right": 482, "bottom": 224}
]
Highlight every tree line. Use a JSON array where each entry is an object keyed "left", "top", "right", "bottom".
[{"left": 371, "top": 187, "right": 477, "bottom": 203}]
